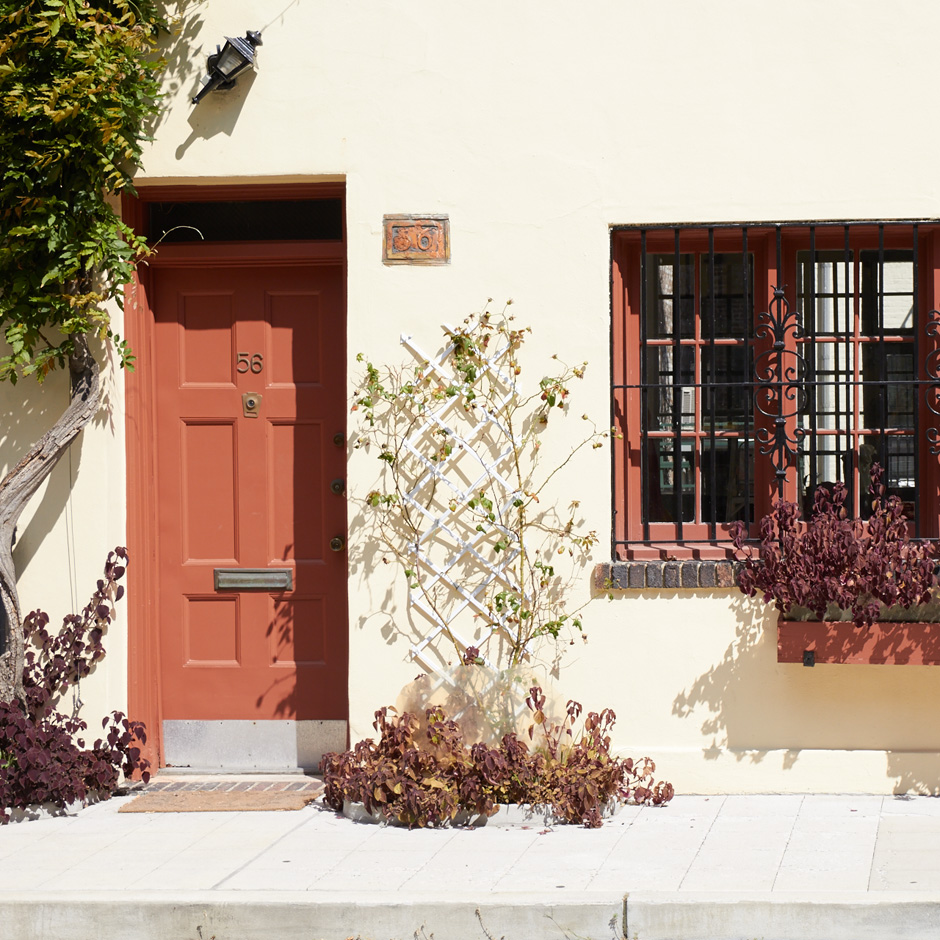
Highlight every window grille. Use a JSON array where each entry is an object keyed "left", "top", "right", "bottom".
[{"left": 611, "top": 222, "right": 940, "bottom": 559}]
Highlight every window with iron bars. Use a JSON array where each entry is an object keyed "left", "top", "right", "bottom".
[{"left": 611, "top": 222, "right": 940, "bottom": 560}]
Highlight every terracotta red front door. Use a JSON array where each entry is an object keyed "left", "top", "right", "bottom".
[{"left": 153, "top": 261, "right": 347, "bottom": 721}]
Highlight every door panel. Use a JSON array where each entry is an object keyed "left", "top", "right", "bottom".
[
  {"left": 154, "top": 263, "right": 347, "bottom": 721},
  {"left": 269, "top": 421, "right": 325, "bottom": 559},
  {"left": 179, "top": 294, "right": 236, "bottom": 385},
  {"left": 181, "top": 421, "right": 238, "bottom": 561},
  {"left": 268, "top": 292, "right": 323, "bottom": 385},
  {"left": 184, "top": 596, "right": 239, "bottom": 664}
]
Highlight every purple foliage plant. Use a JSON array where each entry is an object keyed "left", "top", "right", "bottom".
[
  {"left": 730, "top": 465, "right": 938, "bottom": 628},
  {"left": 0, "top": 548, "right": 150, "bottom": 822}
]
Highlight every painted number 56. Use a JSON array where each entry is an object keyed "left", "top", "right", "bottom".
[{"left": 236, "top": 352, "right": 264, "bottom": 374}]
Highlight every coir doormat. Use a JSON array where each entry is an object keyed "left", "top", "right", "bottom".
[{"left": 119, "top": 781, "right": 324, "bottom": 813}]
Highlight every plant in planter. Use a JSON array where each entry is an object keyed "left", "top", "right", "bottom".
[
  {"left": 343, "top": 307, "right": 673, "bottom": 818},
  {"left": 321, "top": 686, "right": 674, "bottom": 829},
  {"left": 730, "top": 465, "right": 940, "bottom": 664},
  {"left": 0, "top": 548, "right": 150, "bottom": 823}
]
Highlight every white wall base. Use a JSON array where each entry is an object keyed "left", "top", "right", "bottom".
[{"left": 630, "top": 746, "right": 940, "bottom": 795}]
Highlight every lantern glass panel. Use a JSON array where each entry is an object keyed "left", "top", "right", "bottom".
[{"left": 216, "top": 44, "right": 246, "bottom": 76}]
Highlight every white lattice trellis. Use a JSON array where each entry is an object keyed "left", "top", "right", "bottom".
[{"left": 397, "top": 327, "right": 529, "bottom": 675}]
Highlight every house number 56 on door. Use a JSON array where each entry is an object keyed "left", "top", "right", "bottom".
[{"left": 236, "top": 353, "right": 264, "bottom": 374}]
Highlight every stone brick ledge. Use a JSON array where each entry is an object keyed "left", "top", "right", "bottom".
[{"left": 594, "top": 560, "right": 742, "bottom": 591}]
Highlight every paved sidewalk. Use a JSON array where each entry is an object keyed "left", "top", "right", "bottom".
[{"left": 4, "top": 784, "right": 940, "bottom": 939}]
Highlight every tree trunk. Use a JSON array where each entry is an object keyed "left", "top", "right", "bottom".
[{"left": 0, "top": 335, "right": 101, "bottom": 702}]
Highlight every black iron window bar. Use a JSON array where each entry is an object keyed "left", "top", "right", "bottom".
[{"left": 612, "top": 221, "right": 940, "bottom": 556}]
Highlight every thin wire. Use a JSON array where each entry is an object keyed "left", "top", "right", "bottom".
[{"left": 259, "top": 0, "right": 302, "bottom": 33}]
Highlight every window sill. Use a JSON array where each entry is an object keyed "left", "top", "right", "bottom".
[
  {"left": 594, "top": 560, "right": 742, "bottom": 591},
  {"left": 778, "top": 620, "right": 940, "bottom": 665}
]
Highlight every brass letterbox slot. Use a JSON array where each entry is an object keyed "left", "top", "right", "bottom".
[{"left": 214, "top": 568, "right": 292, "bottom": 592}]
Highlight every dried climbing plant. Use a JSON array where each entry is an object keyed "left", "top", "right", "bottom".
[{"left": 352, "top": 304, "right": 606, "bottom": 668}]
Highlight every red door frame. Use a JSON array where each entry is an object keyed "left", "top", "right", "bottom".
[{"left": 122, "top": 182, "right": 346, "bottom": 770}]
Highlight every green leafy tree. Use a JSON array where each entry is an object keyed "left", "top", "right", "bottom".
[{"left": 0, "top": 0, "right": 166, "bottom": 701}]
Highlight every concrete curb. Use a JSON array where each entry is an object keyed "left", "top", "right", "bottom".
[
  {"left": 13, "top": 891, "right": 940, "bottom": 940},
  {"left": 626, "top": 892, "right": 940, "bottom": 940},
  {"left": 0, "top": 890, "right": 627, "bottom": 940}
]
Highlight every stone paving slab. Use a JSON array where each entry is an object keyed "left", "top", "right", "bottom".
[{"left": 5, "top": 790, "right": 940, "bottom": 938}]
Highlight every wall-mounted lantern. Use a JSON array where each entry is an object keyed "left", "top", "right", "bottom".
[{"left": 192, "top": 30, "right": 262, "bottom": 105}]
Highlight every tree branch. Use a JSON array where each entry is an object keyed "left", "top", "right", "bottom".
[{"left": 0, "top": 335, "right": 100, "bottom": 702}]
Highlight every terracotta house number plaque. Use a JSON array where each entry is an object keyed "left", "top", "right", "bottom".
[{"left": 383, "top": 214, "right": 450, "bottom": 264}]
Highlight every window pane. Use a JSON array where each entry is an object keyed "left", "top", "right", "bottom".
[
  {"left": 861, "top": 343, "right": 915, "bottom": 431},
  {"left": 859, "top": 434, "right": 916, "bottom": 516},
  {"left": 798, "top": 434, "right": 854, "bottom": 513},
  {"left": 797, "top": 251, "right": 854, "bottom": 336},
  {"left": 645, "top": 254, "right": 694, "bottom": 339},
  {"left": 702, "top": 439, "right": 753, "bottom": 523},
  {"left": 644, "top": 345, "right": 694, "bottom": 431},
  {"left": 646, "top": 439, "right": 694, "bottom": 523},
  {"left": 861, "top": 250, "right": 914, "bottom": 334},
  {"left": 646, "top": 438, "right": 756, "bottom": 525},
  {"left": 700, "top": 253, "right": 753, "bottom": 339},
  {"left": 148, "top": 199, "right": 344, "bottom": 242},
  {"left": 810, "top": 341, "right": 854, "bottom": 428},
  {"left": 702, "top": 346, "right": 750, "bottom": 431}
]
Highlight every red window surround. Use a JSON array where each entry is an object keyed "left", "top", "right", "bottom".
[{"left": 611, "top": 222, "right": 940, "bottom": 561}]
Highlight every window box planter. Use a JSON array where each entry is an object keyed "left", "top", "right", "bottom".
[{"left": 778, "top": 619, "right": 940, "bottom": 665}]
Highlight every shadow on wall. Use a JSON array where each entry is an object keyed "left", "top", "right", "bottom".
[
  {"left": 144, "top": 4, "right": 205, "bottom": 141},
  {"left": 346, "top": 489, "right": 598, "bottom": 680},
  {"left": 346, "top": 496, "right": 431, "bottom": 660},
  {"left": 672, "top": 591, "right": 940, "bottom": 794},
  {"left": 175, "top": 71, "right": 257, "bottom": 160},
  {"left": 147, "top": 4, "right": 261, "bottom": 158},
  {"left": 671, "top": 592, "right": 785, "bottom": 766},
  {"left": 345, "top": 496, "right": 453, "bottom": 674},
  {"left": 154, "top": 2, "right": 302, "bottom": 160},
  {"left": 887, "top": 754, "right": 940, "bottom": 796}
]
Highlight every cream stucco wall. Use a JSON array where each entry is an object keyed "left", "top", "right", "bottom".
[
  {"left": 11, "top": 0, "right": 940, "bottom": 790},
  {"left": 131, "top": 0, "right": 940, "bottom": 792}
]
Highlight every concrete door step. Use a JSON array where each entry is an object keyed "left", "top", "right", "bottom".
[{"left": 140, "top": 774, "right": 323, "bottom": 793}]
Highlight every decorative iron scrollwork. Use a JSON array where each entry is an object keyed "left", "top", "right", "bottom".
[
  {"left": 753, "top": 285, "right": 807, "bottom": 495},
  {"left": 925, "top": 309, "right": 940, "bottom": 454}
]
